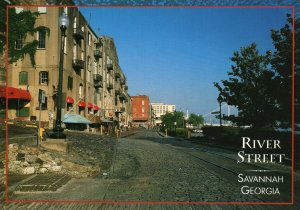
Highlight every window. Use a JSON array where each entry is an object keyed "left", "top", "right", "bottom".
[
  {"left": 79, "top": 84, "right": 83, "bottom": 98},
  {"left": 73, "top": 17, "right": 77, "bottom": 29},
  {"left": 36, "top": 97, "right": 48, "bottom": 110},
  {"left": 142, "top": 108, "right": 144, "bottom": 113},
  {"left": 88, "top": 32, "right": 91, "bottom": 46},
  {"left": 38, "top": 7, "right": 47, "bottom": 14},
  {"left": 87, "top": 56, "right": 90, "bottom": 71},
  {"left": 37, "top": 30, "right": 46, "bottom": 49},
  {"left": 67, "top": 76, "right": 73, "bottom": 90},
  {"left": 39, "top": 71, "right": 48, "bottom": 85},
  {"left": 42, "top": 97, "right": 48, "bottom": 109},
  {"left": 94, "top": 60, "right": 97, "bottom": 74},
  {"left": 15, "top": 35, "right": 23, "bottom": 50},
  {"left": 142, "top": 100, "right": 144, "bottom": 106},
  {"left": 19, "top": 71, "right": 28, "bottom": 85},
  {"left": 73, "top": 45, "right": 77, "bottom": 59}
]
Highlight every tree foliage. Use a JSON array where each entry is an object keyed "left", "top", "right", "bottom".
[
  {"left": 214, "top": 14, "right": 299, "bottom": 128},
  {"left": 161, "top": 111, "right": 185, "bottom": 129},
  {"left": 270, "top": 14, "right": 300, "bottom": 126},
  {"left": 214, "top": 43, "right": 277, "bottom": 128},
  {"left": 0, "top": 5, "right": 50, "bottom": 67},
  {"left": 187, "top": 113, "right": 204, "bottom": 126}
]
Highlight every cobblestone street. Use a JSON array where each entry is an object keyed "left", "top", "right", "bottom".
[{"left": 3, "top": 129, "right": 300, "bottom": 209}]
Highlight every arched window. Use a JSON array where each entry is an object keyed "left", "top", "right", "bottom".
[
  {"left": 79, "top": 83, "right": 83, "bottom": 98},
  {"left": 37, "top": 30, "right": 46, "bottom": 49}
]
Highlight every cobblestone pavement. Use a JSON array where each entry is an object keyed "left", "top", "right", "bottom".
[{"left": 3, "top": 129, "right": 300, "bottom": 209}]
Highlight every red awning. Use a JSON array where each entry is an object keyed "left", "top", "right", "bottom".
[
  {"left": 87, "top": 102, "right": 93, "bottom": 108},
  {"left": 0, "top": 86, "right": 31, "bottom": 100},
  {"left": 66, "top": 96, "right": 74, "bottom": 104},
  {"left": 78, "top": 101, "right": 85, "bottom": 107},
  {"left": 93, "top": 105, "right": 100, "bottom": 111}
]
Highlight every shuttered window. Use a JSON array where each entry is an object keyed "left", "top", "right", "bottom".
[
  {"left": 19, "top": 71, "right": 28, "bottom": 85},
  {"left": 67, "top": 76, "right": 73, "bottom": 90}
]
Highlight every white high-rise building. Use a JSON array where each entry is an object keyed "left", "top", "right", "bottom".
[{"left": 151, "top": 103, "right": 176, "bottom": 125}]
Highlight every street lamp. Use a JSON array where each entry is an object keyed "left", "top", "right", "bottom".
[
  {"left": 217, "top": 95, "right": 223, "bottom": 127},
  {"left": 50, "top": 12, "right": 69, "bottom": 139}
]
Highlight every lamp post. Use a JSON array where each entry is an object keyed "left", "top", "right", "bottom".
[
  {"left": 217, "top": 95, "right": 222, "bottom": 127},
  {"left": 50, "top": 12, "right": 69, "bottom": 139}
]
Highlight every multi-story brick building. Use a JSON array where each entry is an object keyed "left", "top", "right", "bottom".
[
  {"left": 131, "top": 95, "right": 150, "bottom": 127},
  {"left": 3, "top": 6, "right": 131, "bottom": 131}
]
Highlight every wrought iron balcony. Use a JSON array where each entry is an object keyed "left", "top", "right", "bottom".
[
  {"left": 115, "top": 89, "right": 121, "bottom": 95},
  {"left": 73, "top": 28, "right": 84, "bottom": 40},
  {"left": 94, "top": 82, "right": 103, "bottom": 88},
  {"left": 124, "top": 85, "right": 128, "bottom": 90},
  {"left": 120, "top": 78, "right": 126, "bottom": 85},
  {"left": 94, "top": 49, "right": 102, "bottom": 59},
  {"left": 107, "top": 63, "right": 113, "bottom": 70},
  {"left": 93, "top": 74, "right": 102, "bottom": 81},
  {"left": 119, "top": 92, "right": 127, "bottom": 100},
  {"left": 72, "top": 59, "right": 85, "bottom": 69},
  {"left": 95, "top": 40, "right": 103, "bottom": 47},
  {"left": 115, "top": 72, "right": 121, "bottom": 79},
  {"left": 107, "top": 83, "right": 113, "bottom": 90}
]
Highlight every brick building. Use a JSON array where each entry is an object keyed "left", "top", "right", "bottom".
[{"left": 131, "top": 95, "right": 150, "bottom": 127}]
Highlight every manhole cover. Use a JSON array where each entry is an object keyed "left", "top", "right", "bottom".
[{"left": 15, "top": 174, "right": 71, "bottom": 192}]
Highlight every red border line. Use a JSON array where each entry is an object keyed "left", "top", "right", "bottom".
[
  {"left": 4, "top": 5, "right": 295, "bottom": 205},
  {"left": 291, "top": 6, "right": 295, "bottom": 205},
  {"left": 5, "top": 4, "right": 9, "bottom": 202}
]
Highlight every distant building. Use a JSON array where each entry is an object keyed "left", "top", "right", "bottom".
[
  {"left": 131, "top": 95, "right": 150, "bottom": 127},
  {"left": 151, "top": 103, "right": 175, "bottom": 125}
]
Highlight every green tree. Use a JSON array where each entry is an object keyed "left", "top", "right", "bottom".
[
  {"left": 174, "top": 111, "right": 185, "bottom": 128},
  {"left": 161, "top": 112, "right": 174, "bottom": 130},
  {"left": 0, "top": 6, "right": 50, "bottom": 66},
  {"left": 270, "top": 14, "right": 300, "bottom": 126},
  {"left": 161, "top": 111, "right": 185, "bottom": 129},
  {"left": 214, "top": 43, "right": 277, "bottom": 129},
  {"left": 187, "top": 113, "right": 204, "bottom": 126}
]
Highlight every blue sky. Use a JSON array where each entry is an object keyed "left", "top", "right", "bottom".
[{"left": 80, "top": 7, "right": 290, "bottom": 120}]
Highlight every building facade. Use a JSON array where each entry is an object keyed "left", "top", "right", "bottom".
[
  {"left": 151, "top": 103, "right": 176, "bottom": 125},
  {"left": 4, "top": 6, "right": 131, "bottom": 131},
  {"left": 131, "top": 95, "right": 150, "bottom": 127}
]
